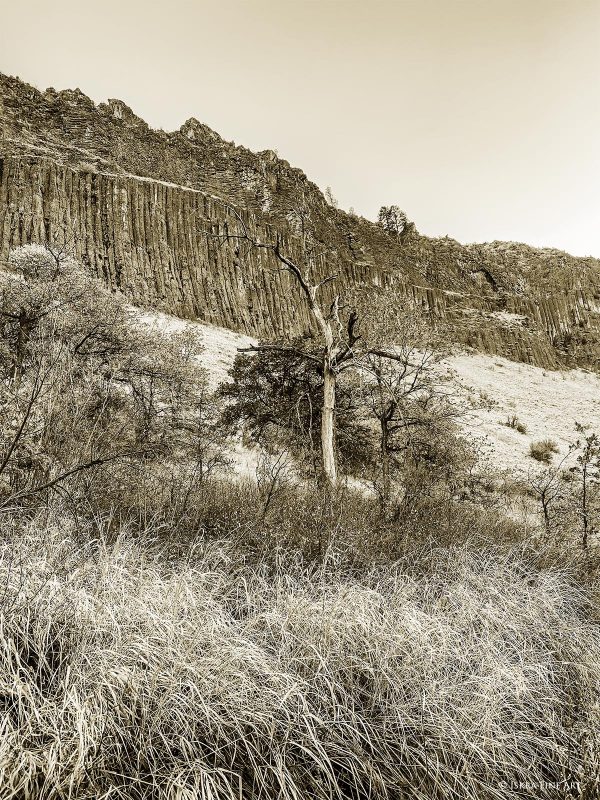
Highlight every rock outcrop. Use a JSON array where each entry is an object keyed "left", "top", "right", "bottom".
[{"left": 1, "top": 72, "right": 599, "bottom": 369}]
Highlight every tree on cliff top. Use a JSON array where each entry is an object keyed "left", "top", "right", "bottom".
[{"left": 377, "top": 205, "right": 416, "bottom": 240}]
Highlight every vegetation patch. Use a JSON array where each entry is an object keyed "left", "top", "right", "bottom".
[
  {"left": 530, "top": 438, "right": 560, "bottom": 463},
  {"left": 1, "top": 244, "right": 599, "bottom": 798}
]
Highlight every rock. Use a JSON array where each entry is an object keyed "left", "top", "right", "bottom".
[{"left": 1, "top": 71, "right": 600, "bottom": 369}]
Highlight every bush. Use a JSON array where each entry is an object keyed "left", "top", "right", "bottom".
[
  {"left": 0, "top": 245, "right": 222, "bottom": 517},
  {"left": 505, "top": 414, "right": 527, "bottom": 434},
  {"left": 530, "top": 438, "right": 560, "bottom": 464}
]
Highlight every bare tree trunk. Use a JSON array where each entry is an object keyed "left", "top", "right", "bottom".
[
  {"left": 310, "top": 291, "right": 339, "bottom": 489},
  {"left": 380, "top": 417, "right": 391, "bottom": 509},
  {"left": 212, "top": 211, "right": 347, "bottom": 489},
  {"left": 582, "top": 462, "right": 589, "bottom": 549},
  {"left": 542, "top": 496, "right": 551, "bottom": 536},
  {"left": 321, "top": 354, "right": 337, "bottom": 488}
]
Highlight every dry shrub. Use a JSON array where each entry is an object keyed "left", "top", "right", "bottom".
[
  {"left": 530, "top": 439, "right": 560, "bottom": 464},
  {"left": 505, "top": 415, "right": 527, "bottom": 434}
]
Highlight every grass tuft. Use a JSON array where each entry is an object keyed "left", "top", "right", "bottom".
[{"left": 529, "top": 438, "right": 560, "bottom": 464}]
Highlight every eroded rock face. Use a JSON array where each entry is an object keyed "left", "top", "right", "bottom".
[{"left": 1, "top": 72, "right": 599, "bottom": 368}]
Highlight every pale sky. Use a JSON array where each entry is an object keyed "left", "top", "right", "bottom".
[{"left": 2, "top": 0, "right": 599, "bottom": 256}]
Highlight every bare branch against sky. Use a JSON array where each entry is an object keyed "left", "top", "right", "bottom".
[{"left": 2, "top": 0, "right": 599, "bottom": 255}]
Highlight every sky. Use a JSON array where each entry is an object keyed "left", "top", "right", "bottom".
[{"left": 1, "top": 0, "right": 599, "bottom": 256}]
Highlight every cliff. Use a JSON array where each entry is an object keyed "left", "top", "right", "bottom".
[{"left": 1, "top": 72, "right": 600, "bottom": 368}]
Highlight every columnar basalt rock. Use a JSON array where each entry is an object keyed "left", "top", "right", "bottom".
[
  {"left": 0, "top": 155, "right": 401, "bottom": 337},
  {"left": 1, "top": 72, "right": 600, "bottom": 369}
]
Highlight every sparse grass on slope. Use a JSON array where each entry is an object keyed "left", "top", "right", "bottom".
[{"left": 0, "top": 518, "right": 598, "bottom": 800}]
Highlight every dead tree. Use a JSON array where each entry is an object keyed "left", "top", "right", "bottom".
[
  {"left": 208, "top": 207, "right": 362, "bottom": 488},
  {"left": 209, "top": 205, "right": 430, "bottom": 490}
]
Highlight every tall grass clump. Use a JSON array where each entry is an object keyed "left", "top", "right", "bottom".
[
  {"left": 530, "top": 439, "right": 560, "bottom": 464},
  {"left": 0, "top": 514, "right": 598, "bottom": 799}
]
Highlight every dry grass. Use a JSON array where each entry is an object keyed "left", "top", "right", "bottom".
[
  {"left": 0, "top": 515, "right": 598, "bottom": 800},
  {"left": 529, "top": 439, "right": 560, "bottom": 464}
]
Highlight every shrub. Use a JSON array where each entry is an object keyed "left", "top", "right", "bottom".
[
  {"left": 505, "top": 414, "right": 527, "bottom": 434},
  {"left": 530, "top": 438, "right": 560, "bottom": 464},
  {"left": 0, "top": 245, "right": 222, "bottom": 517}
]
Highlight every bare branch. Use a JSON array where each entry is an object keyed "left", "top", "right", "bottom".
[{"left": 0, "top": 449, "right": 152, "bottom": 510}]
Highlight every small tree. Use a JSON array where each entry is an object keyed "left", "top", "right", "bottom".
[
  {"left": 0, "top": 245, "right": 218, "bottom": 515},
  {"left": 352, "top": 292, "right": 458, "bottom": 508},
  {"left": 569, "top": 425, "right": 600, "bottom": 549},
  {"left": 377, "top": 205, "right": 415, "bottom": 240},
  {"left": 324, "top": 186, "right": 339, "bottom": 209},
  {"left": 0, "top": 245, "right": 140, "bottom": 502},
  {"left": 527, "top": 460, "right": 569, "bottom": 537},
  {"left": 220, "top": 342, "right": 372, "bottom": 480},
  {"left": 527, "top": 427, "right": 600, "bottom": 550},
  {"left": 209, "top": 208, "right": 362, "bottom": 488}
]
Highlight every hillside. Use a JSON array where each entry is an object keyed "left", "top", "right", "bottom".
[
  {"left": 2, "top": 72, "right": 600, "bottom": 369},
  {"left": 140, "top": 308, "right": 600, "bottom": 479}
]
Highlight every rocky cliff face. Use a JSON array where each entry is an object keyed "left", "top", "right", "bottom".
[
  {"left": 0, "top": 155, "right": 407, "bottom": 338},
  {"left": 1, "top": 72, "right": 599, "bottom": 368}
]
